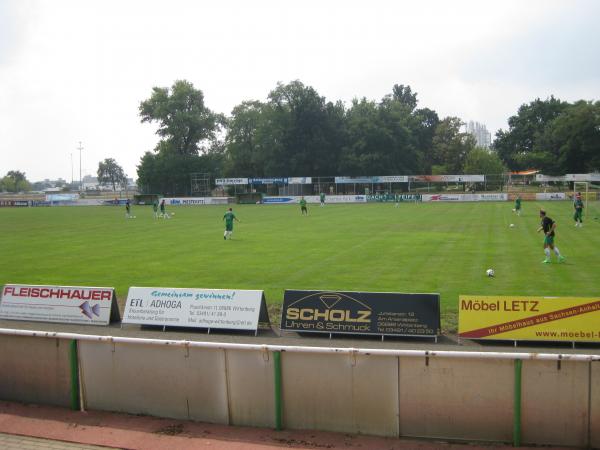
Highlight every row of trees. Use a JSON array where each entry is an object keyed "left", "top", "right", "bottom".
[
  {"left": 0, "top": 160, "right": 128, "bottom": 193},
  {"left": 494, "top": 97, "right": 600, "bottom": 174},
  {"left": 137, "top": 80, "right": 508, "bottom": 194}
]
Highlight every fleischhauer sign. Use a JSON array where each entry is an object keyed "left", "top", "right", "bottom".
[
  {"left": 281, "top": 290, "right": 440, "bottom": 338},
  {"left": 0, "top": 284, "right": 120, "bottom": 325}
]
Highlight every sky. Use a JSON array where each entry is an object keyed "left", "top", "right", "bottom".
[{"left": 1, "top": 0, "right": 599, "bottom": 182}]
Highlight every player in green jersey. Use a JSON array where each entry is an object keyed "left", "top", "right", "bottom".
[
  {"left": 223, "top": 207, "right": 240, "bottom": 240},
  {"left": 537, "top": 209, "right": 565, "bottom": 263},
  {"left": 573, "top": 192, "right": 584, "bottom": 227},
  {"left": 299, "top": 197, "right": 308, "bottom": 215},
  {"left": 514, "top": 195, "right": 521, "bottom": 216},
  {"left": 152, "top": 200, "right": 159, "bottom": 219},
  {"left": 320, "top": 192, "right": 325, "bottom": 207}
]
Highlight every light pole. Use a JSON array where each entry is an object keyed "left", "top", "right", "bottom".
[{"left": 77, "top": 142, "right": 83, "bottom": 192}]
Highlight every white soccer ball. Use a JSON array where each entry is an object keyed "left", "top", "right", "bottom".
[
  {"left": 509, "top": 223, "right": 515, "bottom": 228},
  {"left": 171, "top": 212, "right": 175, "bottom": 215},
  {"left": 486, "top": 269, "right": 495, "bottom": 277}
]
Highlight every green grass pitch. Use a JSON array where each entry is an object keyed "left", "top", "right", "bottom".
[{"left": 0, "top": 201, "right": 598, "bottom": 331}]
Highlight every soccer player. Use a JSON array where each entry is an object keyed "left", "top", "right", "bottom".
[
  {"left": 125, "top": 199, "right": 132, "bottom": 219},
  {"left": 160, "top": 199, "right": 169, "bottom": 219},
  {"left": 299, "top": 196, "right": 308, "bottom": 215},
  {"left": 152, "top": 199, "right": 159, "bottom": 219},
  {"left": 537, "top": 209, "right": 565, "bottom": 264},
  {"left": 573, "top": 192, "right": 584, "bottom": 227},
  {"left": 223, "top": 207, "right": 240, "bottom": 240},
  {"left": 514, "top": 195, "right": 521, "bottom": 216},
  {"left": 320, "top": 192, "right": 325, "bottom": 207}
]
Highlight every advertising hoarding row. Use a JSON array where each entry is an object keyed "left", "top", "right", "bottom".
[
  {"left": 262, "top": 195, "right": 366, "bottom": 204},
  {"left": 422, "top": 193, "right": 508, "bottom": 202},
  {"left": 162, "top": 197, "right": 229, "bottom": 206},
  {"left": 411, "top": 175, "right": 485, "bottom": 182},
  {"left": 334, "top": 176, "right": 409, "bottom": 184}
]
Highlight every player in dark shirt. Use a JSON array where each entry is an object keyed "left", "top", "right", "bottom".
[
  {"left": 537, "top": 209, "right": 565, "bottom": 264},
  {"left": 573, "top": 193, "right": 584, "bottom": 227}
]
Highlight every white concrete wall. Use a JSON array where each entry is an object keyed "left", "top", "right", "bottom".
[
  {"left": 281, "top": 352, "right": 398, "bottom": 437},
  {"left": 591, "top": 362, "right": 600, "bottom": 449},
  {"left": 0, "top": 333, "right": 597, "bottom": 447},
  {"left": 399, "top": 357, "right": 513, "bottom": 442},
  {"left": 0, "top": 335, "right": 71, "bottom": 407},
  {"left": 521, "top": 360, "right": 590, "bottom": 447},
  {"left": 78, "top": 341, "right": 229, "bottom": 423}
]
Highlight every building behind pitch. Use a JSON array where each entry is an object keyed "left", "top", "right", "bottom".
[{"left": 466, "top": 121, "right": 492, "bottom": 148}]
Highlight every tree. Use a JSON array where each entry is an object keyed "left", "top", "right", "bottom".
[
  {"left": 1, "top": 171, "right": 30, "bottom": 192},
  {"left": 224, "top": 101, "right": 268, "bottom": 177},
  {"left": 390, "top": 84, "right": 418, "bottom": 113},
  {"left": 137, "top": 80, "right": 224, "bottom": 195},
  {"left": 431, "top": 118, "right": 475, "bottom": 173},
  {"left": 535, "top": 101, "right": 600, "bottom": 174},
  {"left": 97, "top": 158, "right": 127, "bottom": 191},
  {"left": 224, "top": 81, "right": 347, "bottom": 177},
  {"left": 340, "top": 84, "right": 431, "bottom": 176},
  {"left": 266, "top": 80, "right": 344, "bottom": 176},
  {"left": 412, "top": 107, "right": 440, "bottom": 173},
  {"left": 463, "top": 147, "right": 507, "bottom": 175},
  {"left": 493, "top": 96, "right": 568, "bottom": 171},
  {"left": 139, "top": 80, "right": 223, "bottom": 156}
]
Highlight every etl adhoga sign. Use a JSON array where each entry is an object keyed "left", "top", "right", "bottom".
[{"left": 281, "top": 290, "right": 440, "bottom": 338}]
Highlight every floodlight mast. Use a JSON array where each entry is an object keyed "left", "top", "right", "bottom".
[{"left": 77, "top": 141, "right": 83, "bottom": 192}]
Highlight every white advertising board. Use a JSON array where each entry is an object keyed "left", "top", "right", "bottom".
[
  {"left": 536, "top": 173, "right": 600, "bottom": 182},
  {"left": 536, "top": 193, "right": 567, "bottom": 200},
  {"left": 122, "top": 287, "right": 269, "bottom": 331},
  {"left": 162, "top": 197, "right": 229, "bottom": 206},
  {"left": 412, "top": 175, "right": 485, "bottom": 182},
  {"left": 215, "top": 178, "right": 248, "bottom": 185},
  {"left": 0, "top": 284, "right": 120, "bottom": 325},
  {"left": 422, "top": 193, "right": 508, "bottom": 202},
  {"left": 564, "top": 173, "right": 600, "bottom": 182},
  {"left": 378, "top": 175, "right": 409, "bottom": 183},
  {"left": 262, "top": 195, "right": 366, "bottom": 204},
  {"left": 288, "top": 177, "right": 312, "bottom": 184}
]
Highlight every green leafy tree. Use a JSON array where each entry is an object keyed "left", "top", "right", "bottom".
[
  {"left": 225, "top": 81, "right": 347, "bottom": 177},
  {"left": 266, "top": 80, "right": 345, "bottom": 176},
  {"left": 463, "top": 147, "right": 507, "bottom": 175},
  {"left": 493, "top": 96, "right": 568, "bottom": 170},
  {"left": 431, "top": 118, "right": 476, "bottom": 173},
  {"left": 535, "top": 101, "right": 600, "bottom": 174},
  {"left": 224, "top": 100, "right": 268, "bottom": 177},
  {"left": 2, "top": 171, "right": 31, "bottom": 192},
  {"left": 137, "top": 80, "right": 224, "bottom": 194},
  {"left": 97, "top": 158, "right": 127, "bottom": 191},
  {"left": 139, "top": 80, "right": 223, "bottom": 155},
  {"left": 412, "top": 107, "right": 440, "bottom": 173}
]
